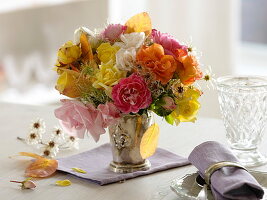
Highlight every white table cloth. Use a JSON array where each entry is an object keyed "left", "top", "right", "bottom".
[{"left": 0, "top": 102, "right": 266, "bottom": 200}]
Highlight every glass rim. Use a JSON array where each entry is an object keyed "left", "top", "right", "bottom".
[{"left": 216, "top": 75, "right": 267, "bottom": 88}]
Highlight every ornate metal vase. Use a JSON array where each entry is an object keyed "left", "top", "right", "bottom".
[{"left": 108, "top": 112, "right": 152, "bottom": 173}]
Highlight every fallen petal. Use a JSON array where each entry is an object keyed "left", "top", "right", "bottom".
[
  {"left": 71, "top": 167, "right": 87, "bottom": 174},
  {"left": 18, "top": 152, "right": 58, "bottom": 178},
  {"left": 19, "top": 152, "right": 43, "bottom": 159},
  {"left": 55, "top": 180, "right": 71, "bottom": 186},
  {"left": 25, "top": 158, "right": 58, "bottom": 178}
]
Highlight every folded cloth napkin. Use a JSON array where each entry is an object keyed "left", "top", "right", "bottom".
[
  {"left": 57, "top": 143, "right": 190, "bottom": 185},
  {"left": 188, "top": 141, "right": 264, "bottom": 200}
]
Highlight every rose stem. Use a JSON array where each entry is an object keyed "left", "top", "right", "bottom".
[{"left": 10, "top": 181, "right": 22, "bottom": 183}]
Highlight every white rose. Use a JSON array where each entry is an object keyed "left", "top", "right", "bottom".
[
  {"left": 115, "top": 32, "right": 145, "bottom": 49},
  {"left": 73, "top": 27, "right": 100, "bottom": 49},
  {"left": 116, "top": 47, "right": 137, "bottom": 71}
]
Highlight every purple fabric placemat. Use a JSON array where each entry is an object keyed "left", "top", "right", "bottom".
[{"left": 57, "top": 143, "right": 190, "bottom": 185}]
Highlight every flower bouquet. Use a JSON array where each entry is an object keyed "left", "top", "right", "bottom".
[{"left": 54, "top": 12, "right": 207, "bottom": 173}]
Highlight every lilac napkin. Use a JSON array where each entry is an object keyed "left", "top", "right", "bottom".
[
  {"left": 57, "top": 143, "right": 190, "bottom": 185},
  {"left": 188, "top": 141, "right": 264, "bottom": 200}
]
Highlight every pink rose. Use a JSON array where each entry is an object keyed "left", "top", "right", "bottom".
[
  {"left": 101, "top": 24, "right": 127, "bottom": 42},
  {"left": 54, "top": 99, "right": 92, "bottom": 139},
  {"left": 98, "top": 102, "right": 121, "bottom": 126},
  {"left": 88, "top": 103, "right": 121, "bottom": 140},
  {"left": 86, "top": 103, "right": 106, "bottom": 141},
  {"left": 151, "top": 29, "right": 187, "bottom": 57},
  {"left": 54, "top": 99, "right": 120, "bottom": 142},
  {"left": 111, "top": 73, "right": 152, "bottom": 113}
]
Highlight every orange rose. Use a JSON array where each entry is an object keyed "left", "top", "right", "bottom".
[
  {"left": 176, "top": 55, "right": 202, "bottom": 85},
  {"left": 136, "top": 43, "right": 177, "bottom": 84}
]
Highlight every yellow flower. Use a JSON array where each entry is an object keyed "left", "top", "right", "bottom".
[
  {"left": 97, "top": 43, "right": 120, "bottom": 64},
  {"left": 57, "top": 41, "right": 81, "bottom": 65},
  {"left": 175, "top": 99, "right": 200, "bottom": 122},
  {"left": 182, "top": 87, "right": 201, "bottom": 101},
  {"left": 56, "top": 70, "right": 81, "bottom": 98},
  {"left": 93, "top": 62, "right": 126, "bottom": 94},
  {"left": 166, "top": 88, "right": 201, "bottom": 125}
]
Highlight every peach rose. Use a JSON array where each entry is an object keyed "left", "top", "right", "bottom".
[
  {"left": 136, "top": 43, "right": 177, "bottom": 84},
  {"left": 176, "top": 55, "right": 203, "bottom": 85}
]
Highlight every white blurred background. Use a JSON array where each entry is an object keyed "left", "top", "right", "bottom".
[{"left": 0, "top": 0, "right": 266, "bottom": 118}]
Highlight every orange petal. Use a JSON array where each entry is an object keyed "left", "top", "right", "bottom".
[
  {"left": 25, "top": 158, "right": 58, "bottom": 178},
  {"left": 125, "top": 12, "right": 152, "bottom": 35},
  {"left": 19, "top": 152, "right": 44, "bottom": 159},
  {"left": 80, "top": 33, "right": 93, "bottom": 62},
  {"left": 18, "top": 152, "right": 58, "bottom": 178}
]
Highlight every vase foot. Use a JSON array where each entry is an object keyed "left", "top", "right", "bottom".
[
  {"left": 231, "top": 148, "right": 267, "bottom": 167},
  {"left": 109, "top": 160, "right": 151, "bottom": 173}
]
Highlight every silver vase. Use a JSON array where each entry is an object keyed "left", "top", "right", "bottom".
[{"left": 108, "top": 112, "right": 152, "bottom": 173}]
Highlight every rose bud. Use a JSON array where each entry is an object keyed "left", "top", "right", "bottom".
[
  {"left": 162, "top": 96, "right": 176, "bottom": 110},
  {"left": 10, "top": 178, "right": 36, "bottom": 189}
]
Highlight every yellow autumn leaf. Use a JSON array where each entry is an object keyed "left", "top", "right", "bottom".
[
  {"left": 125, "top": 12, "right": 152, "bottom": 35},
  {"left": 71, "top": 168, "right": 87, "bottom": 174},
  {"left": 55, "top": 180, "right": 72, "bottom": 186},
  {"left": 140, "top": 123, "right": 160, "bottom": 159}
]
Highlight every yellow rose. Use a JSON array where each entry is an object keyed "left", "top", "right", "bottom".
[
  {"left": 182, "top": 87, "right": 201, "bottom": 101},
  {"left": 176, "top": 99, "right": 200, "bottom": 122},
  {"left": 97, "top": 43, "right": 120, "bottom": 64},
  {"left": 56, "top": 69, "right": 92, "bottom": 98},
  {"left": 57, "top": 41, "right": 81, "bottom": 65},
  {"left": 93, "top": 62, "right": 126, "bottom": 94},
  {"left": 56, "top": 70, "right": 81, "bottom": 98},
  {"left": 166, "top": 87, "right": 201, "bottom": 125},
  {"left": 167, "top": 99, "right": 200, "bottom": 125}
]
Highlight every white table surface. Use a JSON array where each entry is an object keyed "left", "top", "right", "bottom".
[{"left": 0, "top": 102, "right": 267, "bottom": 200}]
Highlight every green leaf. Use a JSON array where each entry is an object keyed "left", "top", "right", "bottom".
[
  {"left": 165, "top": 114, "right": 174, "bottom": 125},
  {"left": 150, "top": 95, "right": 173, "bottom": 117}
]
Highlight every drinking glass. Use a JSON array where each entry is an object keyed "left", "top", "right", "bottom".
[{"left": 217, "top": 76, "right": 267, "bottom": 167}]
